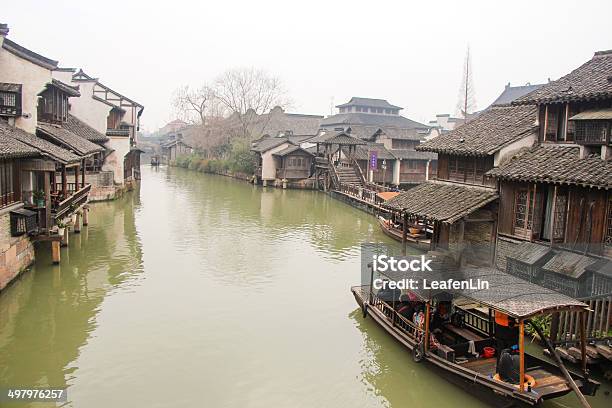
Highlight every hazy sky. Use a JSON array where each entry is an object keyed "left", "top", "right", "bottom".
[{"left": 4, "top": 0, "right": 612, "bottom": 130}]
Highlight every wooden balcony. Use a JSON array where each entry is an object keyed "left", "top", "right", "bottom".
[
  {"left": 52, "top": 184, "right": 91, "bottom": 219},
  {"left": 276, "top": 168, "right": 309, "bottom": 179}
]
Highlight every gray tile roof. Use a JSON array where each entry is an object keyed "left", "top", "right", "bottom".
[
  {"left": 250, "top": 137, "right": 292, "bottom": 153},
  {"left": 487, "top": 145, "right": 612, "bottom": 189},
  {"left": 383, "top": 182, "right": 498, "bottom": 223},
  {"left": 514, "top": 50, "right": 612, "bottom": 105},
  {"left": 542, "top": 251, "right": 598, "bottom": 279},
  {"left": 9, "top": 127, "right": 81, "bottom": 164},
  {"left": 416, "top": 105, "right": 537, "bottom": 156},
  {"left": 490, "top": 83, "right": 545, "bottom": 106},
  {"left": 37, "top": 122, "right": 104, "bottom": 156},
  {"left": 344, "top": 143, "right": 395, "bottom": 160},
  {"left": 272, "top": 145, "right": 314, "bottom": 157},
  {"left": 321, "top": 112, "right": 429, "bottom": 130},
  {"left": 336, "top": 97, "right": 402, "bottom": 110},
  {"left": 0, "top": 121, "right": 41, "bottom": 159},
  {"left": 390, "top": 149, "right": 437, "bottom": 160},
  {"left": 65, "top": 114, "right": 108, "bottom": 143},
  {"left": 2, "top": 38, "right": 58, "bottom": 70},
  {"left": 505, "top": 241, "right": 551, "bottom": 266},
  {"left": 50, "top": 79, "right": 80, "bottom": 97}
]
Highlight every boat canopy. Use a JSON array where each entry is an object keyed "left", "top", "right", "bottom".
[{"left": 378, "top": 263, "right": 587, "bottom": 320}]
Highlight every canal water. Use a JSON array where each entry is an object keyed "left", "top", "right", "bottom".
[{"left": 0, "top": 166, "right": 609, "bottom": 408}]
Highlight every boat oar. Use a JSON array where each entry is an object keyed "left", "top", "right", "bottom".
[{"left": 526, "top": 319, "right": 592, "bottom": 408}]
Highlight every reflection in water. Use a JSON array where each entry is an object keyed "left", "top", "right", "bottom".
[{"left": 0, "top": 166, "right": 608, "bottom": 408}]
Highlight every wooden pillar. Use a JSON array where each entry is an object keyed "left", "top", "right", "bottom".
[
  {"left": 519, "top": 320, "right": 525, "bottom": 392},
  {"left": 61, "top": 224, "right": 69, "bottom": 247},
  {"left": 74, "top": 212, "right": 81, "bottom": 233},
  {"left": 549, "top": 184, "right": 557, "bottom": 247},
  {"left": 44, "top": 171, "right": 51, "bottom": 231},
  {"left": 81, "top": 163, "right": 86, "bottom": 186},
  {"left": 550, "top": 313, "right": 560, "bottom": 343},
  {"left": 579, "top": 311, "right": 587, "bottom": 376},
  {"left": 61, "top": 165, "right": 67, "bottom": 198},
  {"left": 75, "top": 164, "right": 80, "bottom": 191},
  {"left": 424, "top": 301, "right": 431, "bottom": 352},
  {"left": 83, "top": 207, "right": 89, "bottom": 226},
  {"left": 402, "top": 212, "right": 408, "bottom": 247},
  {"left": 52, "top": 240, "right": 60, "bottom": 264}
]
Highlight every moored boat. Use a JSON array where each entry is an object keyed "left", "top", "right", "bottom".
[
  {"left": 351, "top": 264, "right": 600, "bottom": 406},
  {"left": 377, "top": 216, "right": 431, "bottom": 251}
]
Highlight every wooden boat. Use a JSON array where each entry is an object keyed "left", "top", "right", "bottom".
[
  {"left": 351, "top": 264, "right": 600, "bottom": 406},
  {"left": 150, "top": 155, "right": 160, "bottom": 166},
  {"left": 377, "top": 216, "right": 431, "bottom": 251}
]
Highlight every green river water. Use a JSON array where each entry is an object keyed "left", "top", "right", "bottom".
[{"left": 0, "top": 166, "right": 609, "bottom": 407}]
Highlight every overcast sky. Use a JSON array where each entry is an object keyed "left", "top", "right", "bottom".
[{"left": 4, "top": 0, "right": 612, "bottom": 131}]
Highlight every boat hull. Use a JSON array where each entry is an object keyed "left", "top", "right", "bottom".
[{"left": 377, "top": 218, "right": 430, "bottom": 251}]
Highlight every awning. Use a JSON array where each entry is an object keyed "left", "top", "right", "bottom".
[
  {"left": 383, "top": 182, "right": 498, "bottom": 224},
  {"left": 569, "top": 108, "right": 612, "bottom": 120},
  {"left": 376, "top": 191, "right": 400, "bottom": 201}
]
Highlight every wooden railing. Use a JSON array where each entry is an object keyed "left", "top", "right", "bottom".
[
  {"left": 553, "top": 295, "right": 612, "bottom": 345},
  {"left": 337, "top": 182, "right": 386, "bottom": 206},
  {"left": 461, "top": 308, "right": 492, "bottom": 337},
  {"left": 371, "top": 294, "right": 423, "bottom": 339},
  {"left": 52, "top": 184, "right": 91, "bottom": 219}
]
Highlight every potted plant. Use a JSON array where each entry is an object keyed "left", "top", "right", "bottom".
[
  {"left": 56, "top": 220, "right": 66, "bottom": 236},
  {"left": 32, "top": 190, "right": 45, "bottom": 208}
]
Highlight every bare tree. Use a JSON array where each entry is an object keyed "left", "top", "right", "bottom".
[
  {"left": 213, "top": 68, "right": 290, "bottom": 140},
  {"left": 173, "top": 85, "right": 216, "bottom": 126},
  {"left": 455, "top": 46, "right": 477, "bottom": 122}
]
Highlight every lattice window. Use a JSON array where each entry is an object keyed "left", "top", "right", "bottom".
[
  {"left": 514, "top": 190, "right": 528, "bottom": 229},
  {"left": 553, "top": 194, "right": 567, "bottom": 240},
  {"left": 575, "top": 121, "right": 609, "bottom": 144}
]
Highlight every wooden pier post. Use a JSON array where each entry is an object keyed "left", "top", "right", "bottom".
[
  {"left": 83, "top": 207, "right": 89, "bottom": 226},
  {"left": 52, "top": 241, "right": 61, "bottom": 264},
  {"left": 74, "top": 212, "right": 81, "bottom": 233},
  {"left": 61, "top": 226, "right": 69, "bottom": 247},
  {"left": 519, "top": 320, "right": 525, "bottom": 392},
  {"left": 579, "top": 311, "right": 587, "bottom": 376},
  {"left": 402, "top": 212, "right": 408, "bottom": 255}
]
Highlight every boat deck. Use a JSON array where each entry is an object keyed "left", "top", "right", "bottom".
[{"left": 461, "top": 358, "right": 577, "bottom": 396}]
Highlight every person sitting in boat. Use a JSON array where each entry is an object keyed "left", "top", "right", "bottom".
[
  {"left": 495, "top": 312, "right": 519, "bottom": 353},
  {"left": 497, "top": 348, "right": 520, "bottom": 384},
  {"left": 396, "top": 294, "right": 414, "bottom": 319}
]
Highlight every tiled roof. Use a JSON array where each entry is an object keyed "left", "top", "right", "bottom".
[
  {"left": 487, "top": 145, "right": 612, "bottom": 189},
  {"left": 344, "top": 143, "right": 395, "bottom": 160},
  {"left": 390, "top": 149, "right": 437, "bottom": 160},
  {"left": 490, "top": 83, "right": 545, "bottom": 106},
  {"left": 505, "top": 241, "right": 551, "bottom": 266},
  {"left": 416, "top": 105, "right": 537, "bottom": 156},
  {"left": 9, "top": 127, "right": 81, "bottom": 164},
  {"left": 37, "top": 122, "right": 104, "bottom": 156},
  {"left": 336, "top": 97, "right": 402, "bottom": 110},
  {"left": 49, "top": 79, "right": 80, "bottom": 97},
  {"left": 273, "top": 145, "right": 314, "bottom": 157},
  {"left": 324, "top": 132, "right": 365, "bottom": 146},
  {"left": 65, "top": 115, "right": 108, "bottom": 143},
  {"left": 2, "top": 38, "right": 58, "bottom": 70},
  {"left": 321, "top": 112, "right": 429, "bottom": 130},
  {"left": 250, "top": 137, "right": 292, "bottom": 152},
  {"left": 383, "top": 182, "right": 498, "bottom": 223},
  {"left": 0, "top": 121, "right": 41, "bottom": 159},
  {"left": 542, "top": 251, "right": 598, "bottom": 279},
  {"left": 514, "top": 50, "right": 612, "bottom": 105}
]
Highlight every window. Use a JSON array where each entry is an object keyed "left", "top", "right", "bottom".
[
  {"left": 0, "top": 160, "right": 15, "bottom": 208},
  {"left": 339, "top": 108, "right": 345, "bottom": 113},
  {"left": 385, "top": 109, "right": 391, "bottom": 114},
  {"left": 0, "top": 83, "right": 22, "bottom": 116},
  {"left": 575, "top": 121, "right": 609, "bottom": 144},
  {"left": 377, "top": 108, "right": 383, "bottom": 113},
  {"left": 447, "top": 156, "right": 491, "bottom": 185},
  {"left": 513, "top": 185, "right": 543, "bottom": 239},
  {"left": 37, "top": 87, "right": 69, "bottom": 123},
  {"left": 566, "top": 104, "right": 580, "bottom": 142},
  {"left": 545, "top": 105, "right": 558, "bottom": 141}
]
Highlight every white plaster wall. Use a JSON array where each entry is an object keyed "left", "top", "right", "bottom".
[
  {"left": 493, "top": 132, "right": 536, "bottom": 166},
  {"left": 0, "top": 45, "right": 51, "bottom": 134},
  {"left": 65, "top": 80, "right": 109, "bottom": 134},
  {"left": 393, "top": 159, "right": 401, "bottom": 185},
  {"left": 261, "top": 142, "right": 291, "bottom": 180},
  {"left": 102, "top": 136, "right": 131, "bottom": 184}
]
